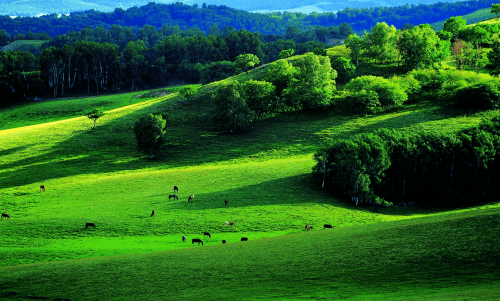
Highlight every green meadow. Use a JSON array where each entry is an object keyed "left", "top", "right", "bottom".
[{"left": 1, "top": 68, "right": 500, "bottom": 299}]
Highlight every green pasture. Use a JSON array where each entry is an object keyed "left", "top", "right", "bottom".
[
  {"left": 0, "top": 40, "right": 47, "bottom": 55},
  {"left": 431, "top": 8, "right": 497, "bottom": 31},
  {"left": 1, "top": 71, "right": 500, "bottom": 299}
]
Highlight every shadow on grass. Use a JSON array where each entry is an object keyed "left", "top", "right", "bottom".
[
  {"left": 0, "top": 101, "right": 465, "bottom": 192},
  {"left": 165, "top": 174, "right": 439, "bottom": 217}
]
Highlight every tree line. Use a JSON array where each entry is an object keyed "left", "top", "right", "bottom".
[
  {"left": 0, "top": 0, "right": 498, "bottom": 39},
  {"left": 0, "top": 21, "right": 353, "bottom": 107},
  {"left": 312, "top": 116, "right": 500, "bottom": 207}
]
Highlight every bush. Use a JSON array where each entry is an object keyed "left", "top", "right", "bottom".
[
  {"left": 452, "top": 80, "right": 500, "bottom": 110},
  {"left": 344, "top": 76, "right": 407, "bottom": 109}
]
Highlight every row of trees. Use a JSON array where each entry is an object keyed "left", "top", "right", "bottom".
[{"left": 313, "top": 116, "right": 500, "bottom": 207}]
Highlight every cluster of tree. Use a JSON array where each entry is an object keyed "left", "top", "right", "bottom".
[
  {"left": 313, "top": 116, "right": 500, "bottom": 207},
  {"left": 0, "top": 19, "right": 351, "bottom": 106},
  {"left": 299, "top": 0, "right": 499, "bottom": 31},
  {"left": 0, "top": 50, "right": 44, "bottom": 106},
  {"left": 207, "top": 53, "right": 336, "bottom": 132},
  {"left": 345, "top": 22, "right": 450, "bottom": 71},
  {"left": 336, "top": 68, "right": 500, "bottom": 115}
]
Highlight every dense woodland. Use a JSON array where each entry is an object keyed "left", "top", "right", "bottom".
[{"left": 0, "top": 0, "right": 499, "bottom": 38}]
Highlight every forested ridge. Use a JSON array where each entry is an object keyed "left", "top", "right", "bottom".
[{"left": 0, "top": 0, "right": 499, "bottom": 38}]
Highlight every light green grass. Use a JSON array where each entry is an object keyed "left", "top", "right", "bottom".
[
  {"left": 1, "top": 67, "right": 500, "bottom": 299},
  {"left": 1, "top": 205, "right": 499, "bottom": 300}
]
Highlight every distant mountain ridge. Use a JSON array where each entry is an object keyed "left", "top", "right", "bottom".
[{"left": 0, "top": 0, "right": 471, "bottom": 16}]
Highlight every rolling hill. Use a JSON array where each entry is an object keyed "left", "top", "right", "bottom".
[
  {"left": 0, "top": 0, "right": 486, "bottom": 16},
  {"left": 0, "top": 54, "right": 499, "bottom": 299}
]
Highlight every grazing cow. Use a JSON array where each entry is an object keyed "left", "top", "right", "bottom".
[
  {"left": 188, "top": 195, "right": 194, "bottom": 202},
  {"left": 40, "top": 185, "right": 45, "bottom": 192},
  {"left": 222, "top": 240, "right": 226, "bottom": 244},
  {"left": 224, "top": 199, "right": 228, "bottom": 206},
  {"left": 192, "top": 238, "right": 203, "bottom": 246},
  {"left": 1, "top": 213, "right": 10, "bottom": 220},
  {"left": 204, "top": 232, "right": 211, "bottom": 238},
  {"left": 241, "top": 237, "right": 248, "bottom": 241},
  {"left": 151, "top": 210, "right": 155, "bottom": 217},
  {"left": 323, "top": 224, "right": 333, "bottom": 229},
  {"left": 169, "top": 194, "right": 178, "bottom": 200},
  {"left": 85, "top": 223, "right": 96, "bottom": 229},
  {"left": 305, "top": 224, "right": 313, "bottom": 231},
  {"left": 174, "top": 186, "right": 179, "bottom": 193},
  {"left": 229, "top": 221, "right": 236, "bottom": 226},
  {"left": 182, "top": 235, "right": 186, "bottom": 242}
]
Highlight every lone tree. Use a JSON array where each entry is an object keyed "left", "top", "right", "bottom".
[
  {"left": 492, "top": 3, "right": 500, "bottom": 16},
  {"left": 133, "top": 113, "right": 167, "bottom": 159},
  {"left": 84, "top": 108, "right": 104, "bottom": 129},
  {"left": 234, "top": 54, "right": 260, "bottom": 73}
]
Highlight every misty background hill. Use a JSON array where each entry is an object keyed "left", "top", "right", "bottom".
[{"left": 0, "top": 0, "right": 469, "bottom": 16}]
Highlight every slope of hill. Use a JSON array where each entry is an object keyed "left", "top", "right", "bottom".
[
  {"left": 432, "top": 7, "right": 496, "bottom": 30},
  {"left": 1, "top": 204, "right": 499, "bottom": 300},
  {"left": 1, "top": 54, "right": 500, "bottom": 299},
  {"left": 0, "top": 40, "right": 47, "bottom": 55}
]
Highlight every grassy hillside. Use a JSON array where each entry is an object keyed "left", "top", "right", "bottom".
[
  {"left": 432, "top": 7, "right": 496, "bottom": 30},
  {"left": 1, "top": 59, "right": 500, "bottom": 299},
  {"left": 0, "top": 40, "right": 47, "bottom": 55},
  {"left": 1, "top": 205, "right": 499, "bottom": 300}
]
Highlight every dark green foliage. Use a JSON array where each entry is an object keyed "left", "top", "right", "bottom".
[
  {"left": 313, "top": 47, "right": 327, "bottom": 56},
  {"left": 84, "top": 108, "right": 105, "bottom": 129},
  {"left": 241, "top": 80, "right": 277, "bottom": 117},
  {"left": 330, "top": 56, "right": 356, "bottom": 83},
  {"left": 487, "top": 39, "right": 500, "bottom": 76},
  {"left": 452, "top": 81, "right": 500, "bottom": 110},
  {"left": 133, "top": 113, "right": 167, "bottom": 159},
  {"left": 347, "top": 90, "right": 380, "bottom": 115},
  {"left": 200, "top": 61, "right": 237, "bottom": 84},
  {"left": 314, "top": 117, "right": 500, "bottom": 207},
  {"left": 209, "top": 80, "right": 255, "bottom": 132},
  {"left": 344, "top": 76, "right": 407, "bottom": 109},
  {"left": 282, "top": 53, "right": 336, "bottom": 110},
  {"left": 397, "top": 24, "right": 450, "bottom": 71},
  {"left": 313, "top": 133, "right": 391, "bottom": 205},
  {"left": 279, "top": 49, "right": 294, "bottom": 59},
  {"left": 264, "top": 59, "right": 296, "bottom": 100}
]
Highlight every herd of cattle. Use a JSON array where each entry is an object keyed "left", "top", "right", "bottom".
[{"left": 1, "top": 185, "right": 336, "bottom": 247}]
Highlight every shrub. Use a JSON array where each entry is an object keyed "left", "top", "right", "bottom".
[
  {"left": 344, "top": 76, "right": 407, "bottom": 109},
  {"left": 452, "top": 80, "right": 500, "bottom": 110}
]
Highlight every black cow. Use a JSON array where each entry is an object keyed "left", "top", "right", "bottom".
[
  {"left": 323, "top": 224, "right": 333, "bottom": 229},
  {"left": 182, "top": 235, "right": 186, "bottom": 242},
  {"left": 169, "top": 194, "right": 178, "bottom": 200},
  {"left": 1, "top": 213, "right": 10, "bottom": 220},
  {"left": 241, "top": 237, "right": 248, "bottom": 241},
  {"left": 224, "top": 199, "right": 228, "bottom": 206},
  {"left": 174, "top": 186, "right": 179, "bottom": 192},
  {"left": 222, "top": 240, "right": 226, "bottom": 244},
  {"left": 85, "top": 223, "right": 96, "bottom": 229},
  {"left": 151, "top": 210, "right": 155, "bottom": 217},
  {"left": 204, "top": 232, "right": 211, "bottom": 238},
  {"left": 40, "top": 185, "right": 45, "bottom": 192},
  {"left": 192, "top": 238, "right": 203, "bottom": 246}
]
